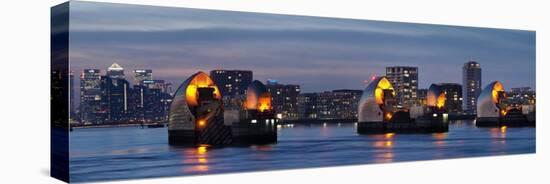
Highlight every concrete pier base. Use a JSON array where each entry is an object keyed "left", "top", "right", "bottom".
[
  {"left": 231, "top": 119, "right": 277, "bottom": 145},
  {"left": 476, "top": 116, "right": 535, "bottom": 127},
  {"left": 168, "top": 130, "right": 196, "bottom": 146},
  {"left": 168, "top": 117, "right": 233, "bottom": 146},
  {"left": 476, "top": 109, "right": 535, "bottom": 127}
]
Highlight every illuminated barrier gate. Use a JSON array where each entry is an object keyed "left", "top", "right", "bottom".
[
  {"left": 476, "top": 81, "right": 533, "bottom": 127},
  {"left": 357, "top": 77, "right": 400, "bottom": 134},
  {"left": 168, "top": 72, "right": 232, "bottom": 146},
  {"left": 230, "top": 80, "right": 277, "bottom": 145},
  {"left": 425, "top": 84, "right": 449, "bottom": 122},
  {"left": 427, "top": 84, "right": 447, "bottom": 113},
  {"left": 357, "top": 77, "right": 448, "bottom": 134}
]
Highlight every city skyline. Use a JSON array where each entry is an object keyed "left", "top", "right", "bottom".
[
  {"left": 72, "top": 62, "right": 534, "bottom": 95},
  {"left": 68, "top": 1, "right": 535, "bottom": 94}
]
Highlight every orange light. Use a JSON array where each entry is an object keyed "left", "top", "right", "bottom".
[
  {"left": 436, "top": 93, "right": 446, "bottom": 109},
  {"left": 198, "top": 120, "right": 206, "bottom": 127},
  {"left": 193, "top": 165, "right": 209, "bottom": 172},
  {"left": 491, "top": 82, "right": 504, "bottom": 103},
  {"left": 432, "top": 133, "right": 448, "bottom": 140},
  {"left": 500, "top": 126, "right": 507, "bottom": 133},
  {"left": 197, "top": 145, "right": 207, "bottom": 154},
  {"left": 384, "top": 112, "right": 393, "bottom": 121},
  {"left": 375, "top": 77, "right": 395, "bottom": 105},
  {"left": 257, "top": 93, "right": 272, "bottom": 112},
  {"left": 198, "top": 158, "right": 207, "bottom": 163},
  {"left": 385, "top": 133, "right": 395, "bottom": 138},
  {"left": 385, "top": 141, "right": 393, "bottom": 147},
  {"left": 375, "top": 88, "right": 384, "bottom": 104},
  {"left": 500, "top": 109, "right": 507, "bottom": 116},
  {"left": 185, "top": 72, "right": 221, "bottom": 106}
]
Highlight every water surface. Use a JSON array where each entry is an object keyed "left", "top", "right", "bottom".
[{"left": 69, "top": 120, "right": 535, "bottom": 182}]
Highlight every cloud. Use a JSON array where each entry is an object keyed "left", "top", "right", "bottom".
[{"left": 68, "top": 1, "right": 536, "bottom": 92}]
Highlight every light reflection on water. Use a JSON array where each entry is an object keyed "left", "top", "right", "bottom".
[
  {"left": 182, "top": 146, "right": 210, "bottom": 173},
  {"left": 370, "top": 134, "right": 395, "bottom": 163},
  {"left": 69, "top": 120, "right": 535, "bottom": 182}
]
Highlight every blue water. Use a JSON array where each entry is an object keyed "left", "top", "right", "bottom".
[{"left": 69, "top": 120, "right": 535, "bottom": 182}]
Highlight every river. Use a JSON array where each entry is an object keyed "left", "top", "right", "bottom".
[{"left": 69, "top": 120, "right": 535, "bottom": 182}]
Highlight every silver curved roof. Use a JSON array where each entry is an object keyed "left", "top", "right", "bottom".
[
  {"left": 476, "top": 81, "right": 503, "bottom": 118},
  {"left": 245, "top": 80, "right": 269, "bottom": 110},
  {"left": 426, "top": 84, "right": 442, "bottom": 108},
  {"left": 358, "top": 77, "right": 393, "bottom": 122},
  {"left": 168, "top": 72, "right": 221, "bottom": 131}
]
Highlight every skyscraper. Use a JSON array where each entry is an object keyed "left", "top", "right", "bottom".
[
  {"left": 99, "top": 76, "right": 131, "bottom": 122},
  {"left": 210, "top": 70, "right": 253, "bottom": 97},
  {"left": 142, "top": 80, "right": 167, "bottom": 93},
  {"left": 385, "top": 66, "right": 418, "bottom": 108},
  {"left": 141, "top": 80, "right": 173, "bottom": 121},
  {"left": 132, "top": 84, "right": 171, "bottom": 123},
  {"left": 80, "top": 69, "right": 102, "bottom": 124},
  {"left": 265, "top": 80, "right": 300, "bottom": 120},
  {"left": 462, "top": 61, "right": 481, "bottom": 114},
  {"left": 106, "top": 63, "right": 125, "bottom": 79},
  {"left": 134, "top": 69, "right": 153, "bottom": 85}
]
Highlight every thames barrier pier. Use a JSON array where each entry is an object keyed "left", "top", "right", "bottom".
[
  {"left": 476, "top": 81, "right": 535, "bottom": 127},
  {"left": 413, "top": 83, "right": 453, "bottom": 124},
  {"left": 229, "top": 80, "right": 277, "bottom": 145},
  {"left": 168, "top": 72, "right": 277, "bottom": 146},
  {"left": 168, "top": 72, "right": 232, "bottom": 146},
  {"left": 357, "top": 77, "right": 447, "bottom": 134}
]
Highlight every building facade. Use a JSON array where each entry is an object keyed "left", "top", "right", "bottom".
[
  {"left": 462, "top": 61, "right": 482, "bottom": 114},
  {"left": 99, "top": 76, "right": 131, "bottom": 122},
  {"left": 142, "top": 80, "right": 168, "bottom": 93},
  {"left": 385, "top": 66, "right": 418, "bottom": 108},
  {"left": 297, "top": 93, "right": 318, "bottom": 119},
  {"left": 106, "top": 63, "right": 125, "bottom": 79},
  {"left": 131, "top": 82, "right": 172, "bottom": 123},
  {"left": 210, "top": 70, "right": 253, "bottom": 97},
  {"left": 507, "top": 87, "right": 536, "bottom": 105},
  {"left": 79, "top": 69, "right": 102, "bottom": 124},
  {"left": 297, "top": 90, "right": 362, "bottom": 120},
  {"left": 133, "top": 69, "right": 153, "bottom": 85},
  {"left": 265, "top": 80, "right": 300, "bottom": 120},
  {"left": 317, "top": 90, "right": 363, "bottom": 119}
]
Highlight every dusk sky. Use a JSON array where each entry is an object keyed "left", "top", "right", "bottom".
[{"left": 68, "top": 1, "right": 536, "bottom": 93}]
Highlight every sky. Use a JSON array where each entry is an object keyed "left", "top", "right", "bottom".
[{"left": 67, "top": 1, "right": 536, "bottom": 93}]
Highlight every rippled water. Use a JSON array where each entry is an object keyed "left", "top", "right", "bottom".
[{"left": 69, "top": 120, "right": 535, "bottom": 182}]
